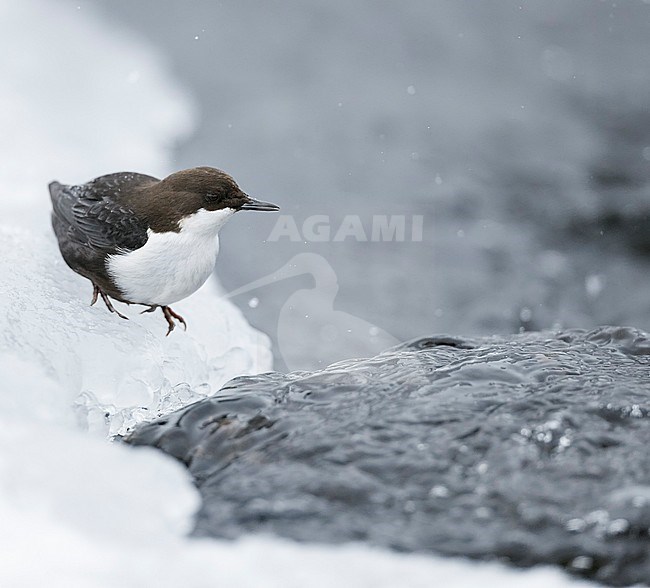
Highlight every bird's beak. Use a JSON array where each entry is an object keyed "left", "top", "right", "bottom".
[{"left": 240, "top": 196, "right": 280, "bottom": 212}]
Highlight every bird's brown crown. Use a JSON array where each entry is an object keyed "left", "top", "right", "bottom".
[{"left": 132, "top": 166, "right": 252, "bottom": 232}]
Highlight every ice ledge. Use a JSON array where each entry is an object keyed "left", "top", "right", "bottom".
[{"left": 0, "top": 225, "right": 273, "bottom": 436}]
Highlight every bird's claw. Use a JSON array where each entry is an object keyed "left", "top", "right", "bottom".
[
  {"left": 91, "top": 284, "right": 129, "bottom": 320},
  {"left": 162, "top": 306, "right": 187, "bottom": 336}
]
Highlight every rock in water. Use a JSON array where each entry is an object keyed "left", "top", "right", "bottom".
[{"left": 127, "top": 326, "right": 650, "bottom": 586}]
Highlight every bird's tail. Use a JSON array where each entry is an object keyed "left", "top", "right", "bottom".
[
  {"left": 48, "top": 180, "right": 76, "bottom": 227},
  {"left": 48, "top": 181, "right": 63, "bottom": 203}
]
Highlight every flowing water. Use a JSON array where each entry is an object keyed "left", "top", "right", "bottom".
[{"left": 129, "top": 326, "right": 650, "bottom": 586}]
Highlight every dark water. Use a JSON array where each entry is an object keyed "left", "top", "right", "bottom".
[{"left": 129, "top": 326, "right": 650, "bottom": 586}]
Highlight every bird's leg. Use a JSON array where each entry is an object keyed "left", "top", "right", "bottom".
[
  {"left": 90, "top": 284, "right": 100, "bottom": 306},
  {"left": 97, "top": 290, "right": 129, "bottom": 320},
  {"left": 140, "top": 305, "right": 159, "bottom": 314},
  {"left": 161, "top": 306, "right": 187, "bottom": 336}
]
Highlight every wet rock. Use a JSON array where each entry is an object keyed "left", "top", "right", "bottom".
[{"left": 127, "top": 326, "right": 650, "bottom": 586}]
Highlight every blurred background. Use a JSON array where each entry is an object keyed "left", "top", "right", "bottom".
[{"left": 79, "top": 1, "right": 650, "bottom": 369}]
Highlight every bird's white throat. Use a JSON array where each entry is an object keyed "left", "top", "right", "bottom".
[
  {"left": 179, "top": 207, "right": 235, "bottom": 235},
  {"left": 107, "top": 207, "right": 235, "bottom": 306}
]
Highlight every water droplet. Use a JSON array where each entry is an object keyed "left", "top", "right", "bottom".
[
  {"left": 585, "top": 274, "right": 604, "bottom": 298},
  {"left": 430, "top": 485, "right": 450, "bottom": 498},
  {"left": 570, "top": 556, "right": 593, "bottom": 570},
  {"left": 519, "top": 307, "right": 533, "bottom": 322},
  {"left": 566, "top": 518, "right": 587, "bottom": 533},
  {"left": 607, "top": 518, "right": 629, "bottom": 535}
]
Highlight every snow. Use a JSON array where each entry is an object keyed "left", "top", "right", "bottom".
[
  {"left": 0, "top": 227, "right": 271, "bottom": 436},
  {"left": 0, "top": 0, "right": 599, "bottom": 585}
]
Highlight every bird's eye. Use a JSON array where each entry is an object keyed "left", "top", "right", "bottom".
[{"left": 205, "top": 192, "right": 220, "bottom": 203}]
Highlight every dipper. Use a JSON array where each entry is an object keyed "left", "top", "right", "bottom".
[{"left": 50, "top": 167, "right": 279, "bottom": 334}]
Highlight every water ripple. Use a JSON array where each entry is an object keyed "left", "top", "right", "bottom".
[{"left": 128, "top": 326, "right": 650, "bottom": 585}]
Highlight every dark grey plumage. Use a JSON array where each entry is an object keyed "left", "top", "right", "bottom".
[{"left": 50, "top": 173, "right": 153, "bottom": 301}]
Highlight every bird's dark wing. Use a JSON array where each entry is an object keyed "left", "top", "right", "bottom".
[{"left": 49, "top": 173, "right": 156, "bottom": 253}]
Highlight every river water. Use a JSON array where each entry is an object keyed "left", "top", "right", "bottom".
[{"left": 129, "top": 326, "right": 650, "bottom": 586}]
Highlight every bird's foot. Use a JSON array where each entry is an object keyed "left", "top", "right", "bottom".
[
  {"left": 140, "top": 305, "right": 159, "bottom": 314},
  {"left": 91, "top": 284, "right": 129, "bottom": 320},
  {"left": 161, "top": 306, "right": 187, "bottom": 336}
]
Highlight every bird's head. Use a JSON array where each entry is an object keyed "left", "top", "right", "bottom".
[{"left": 148, "top": 166, "right": 279, "bottom": 234}]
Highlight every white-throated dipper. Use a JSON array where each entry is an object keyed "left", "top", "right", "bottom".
[{"left": 50, "top": 167, "right": 279, "bottom": 335}]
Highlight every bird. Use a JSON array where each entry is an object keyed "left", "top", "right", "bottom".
[{"left": 49, "top": 166, "right": 279, "bottom": 335}]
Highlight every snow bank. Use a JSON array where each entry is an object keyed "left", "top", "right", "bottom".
[
  {"left": 0, "top": 0, "right": 595, "bottom": 586},
  {"left": 0, "top": 227, "right": 271, "bottom": 436}
]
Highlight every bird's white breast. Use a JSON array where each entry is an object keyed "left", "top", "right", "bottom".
[{"left": 107, "top": 208, "right": 234, "bottom": 306}]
